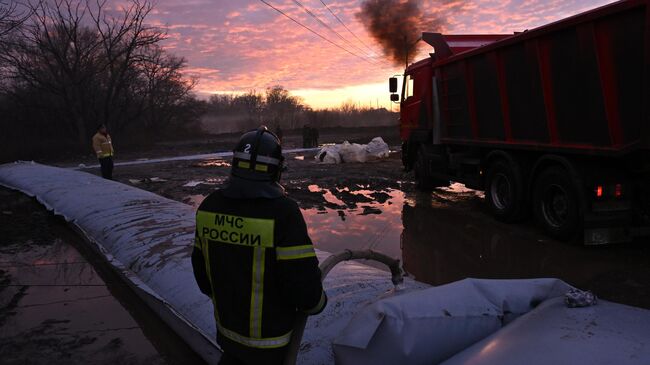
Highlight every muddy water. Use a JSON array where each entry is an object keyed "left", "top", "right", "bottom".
[
  {"left": 400, "top": 190, "right": 650, "bottom": 307},
  {"left": 303, "top": 188, "right": 406, "bottom": 262},
  {"left": 182, "top": 181, "right": 650, "bottom": 309},
  {"left": 0, "top": 188, "right": 204, "bottom": 364}
]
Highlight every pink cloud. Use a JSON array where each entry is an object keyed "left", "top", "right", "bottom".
[{"left": 145, "top": 0, "right": 617, "bottom": 106}]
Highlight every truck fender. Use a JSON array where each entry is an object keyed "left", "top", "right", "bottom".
[
  {"left": 482, "top": 150, "right": 525, "bottom": 190},
  {"left": 529, "top": 155, "right": 586, "bottom": 214},
  {"left": 404, "top": 130, "right": 433, "bottom": 170}
]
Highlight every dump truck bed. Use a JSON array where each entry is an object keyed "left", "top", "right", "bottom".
[{"left": 425, "top": 0, "right": 649, "bottom": 155}]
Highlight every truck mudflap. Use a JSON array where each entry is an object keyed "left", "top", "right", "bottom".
[{"left": 584, "top": 226, "right": 650, "bottom": 245}]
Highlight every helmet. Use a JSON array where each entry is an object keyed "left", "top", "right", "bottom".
[
  {"left": 222, "top": 126, "right": 286, "bottom": 199},
  {"left": 231, "top": 126, "right": 284, "bottom": 182}
]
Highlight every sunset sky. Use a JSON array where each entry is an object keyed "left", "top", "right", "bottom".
[{"left": 142, "top": 0, "right": 615, "bottom": 109}]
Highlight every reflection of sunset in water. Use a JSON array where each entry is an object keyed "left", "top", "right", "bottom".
[
  {"left": 193, "top": 159, "right": 231, "bottom": 168},
  {"left": 180, "top": 184, "right": 650, "bottom": 307},
  {"left": 302, "top": 189, "right": 406, "bottom": 261}
]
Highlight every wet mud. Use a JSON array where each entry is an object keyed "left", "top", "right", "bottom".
[
  {"left": 0, "top": 188, "right": 204, "bottom": 364},
  {"left": 108, "top": 148, "right": 650, "bottom": 309}
]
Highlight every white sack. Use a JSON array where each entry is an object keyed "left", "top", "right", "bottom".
[
  {"left": 442, "top": 297, "right": 650, "bottom": 365},
  {"left": 315, "top": 146, "right": 341, "bottom": 164},
  {"left": 314, "top": 137, "right": 390, "bottom": 164},
  {"left": 333, "top": 278, "right": 572, "bottom": 365},
  {"left": 338, "top": 141, "right": 368, "bottom": 163},
  {"left": 365, "top": 137, "right": 390, "bottom": 160}
]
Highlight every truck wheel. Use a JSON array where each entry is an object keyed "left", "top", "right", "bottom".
[
  {"left": 532, "top": 167, "right": 580, "bottom": 241},
  {"left": 414, "top": 149, "right": 432, "bottom": 191},
  {"left": 401, "top": 141, "right": 413, "bottom": 171},
  {"left": 414, "top": 146, "right": 447, "bottom": 191},
  {"left": 485, "top": 160, "right": 525, "bottom": 222}
]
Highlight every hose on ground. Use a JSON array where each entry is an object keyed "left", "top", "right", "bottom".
[{"left": 283, "top": 249, "right": 404, "bottom": 365}]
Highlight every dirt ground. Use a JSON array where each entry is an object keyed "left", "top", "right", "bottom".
[{"left": 73, "top": 128, "right": 650, "bottom": 310}]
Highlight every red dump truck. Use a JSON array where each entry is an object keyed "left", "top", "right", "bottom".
[{"left": 391, "top": 0, "right": 650, "bottom": 244}]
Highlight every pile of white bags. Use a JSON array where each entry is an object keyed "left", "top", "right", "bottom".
[{"left": 316, "top": 137, "right": 390, "bottom": 164}]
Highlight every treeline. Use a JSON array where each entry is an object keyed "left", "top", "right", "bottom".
[
  {"left": 0, "top": 0, "right": 397, "bottom": 162},
  {"left": 0, "top": 0, "right": 202, "bottom": 161},
  {"left": 202, "top": 88, "right": 397, "bottom": 135}
]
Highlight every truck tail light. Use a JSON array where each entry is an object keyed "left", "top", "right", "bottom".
[
  {"left": 595, "top": 185, "right": 603, "bottom": 198},
  {"left": 615, "top": 183, "right": 622, "bottom": 198}
]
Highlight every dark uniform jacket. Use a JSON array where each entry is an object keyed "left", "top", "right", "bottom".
[{"left": 192, "top": 189, "right": 326, "bottom": 350}]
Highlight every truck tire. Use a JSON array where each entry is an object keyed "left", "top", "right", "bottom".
[
  {"left": 402, "top": 141, "right": 413, "bottom": 171},
  {"left": 485, "top": 159, "right": 526, "bottom": 222},
  {"left": 532, "top": 167, "right": 580, "bottom": 241},
  {"left": 414, "top": 146, "right": 448, "bottom": 191}
]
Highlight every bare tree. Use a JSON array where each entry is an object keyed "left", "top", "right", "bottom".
[
  {"left": 0, "top": 0, "right": 31, "bottom": 38},
  {"left": 234, "top": 90, "right": 264, "bottom": 126},
  {"left": 0, "top": 0, "right": 191, "bottom": 146},
  {"left": 265, "top": 85, "right": 302, "bottom": 129},
  {"left": 89, "top": 0, "right": 165, "bottom": 130},
  {"left": 137, "top": 45, "right": 196, "bottom": 129}
]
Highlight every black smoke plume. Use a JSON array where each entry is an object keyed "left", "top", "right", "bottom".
[{"left": 357, "top": 0, "right": 440, "bottom": 67}]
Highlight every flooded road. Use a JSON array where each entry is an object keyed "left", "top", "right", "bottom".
[
  {"left": 0, "top": 188, "right": 204, "bottom": 364},
  {"left": 112, "top": 151, "right": 650, "bottom": 310},
  {"left": 182, "top": 180, "right": 650, "bottom": 309},
  {"left": 303, "top": 184, "right": 650, "bottom": 309}
]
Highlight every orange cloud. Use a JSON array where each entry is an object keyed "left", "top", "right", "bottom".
[{"left": 148, "top": 0, "right": 616, "bottom": 108}]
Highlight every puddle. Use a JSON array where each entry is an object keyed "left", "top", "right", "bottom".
[
  {"left": 183, "top": 179, "right": 221, "bottom": 188},
  {"left": 183, "top": 195, "right": 205, "bottom": 209},
  {"left": 308, "top": 185, "right": 346, "bottom": 207},
  {"left": 184, "top": 181, "right": 204, "bottom": 187},
  {"left": 192, "top": 159, "right": 231, "bottom": 168},
  {"left": 303, "top": 189, "right": 407, "bottom": 269},
  {"left": 0, "top": 187, "right": 203, "bottom": 364},
  {"left": 182, "top": 185, "right": 650, "bottom": 308},
  {"left": 0, "top": 231, "right": 163, "bottom": 364},
  {"left": 440, "top": 182, "right": 485, "bottom": 197}
]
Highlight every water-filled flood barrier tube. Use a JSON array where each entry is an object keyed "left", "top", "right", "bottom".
[{"left": 0, "top": 162, "right": 427, "bottom": 364}]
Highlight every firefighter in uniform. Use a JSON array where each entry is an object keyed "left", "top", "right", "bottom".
[{"left": 192, "top": 126, "right": 327, "bottom": 365}]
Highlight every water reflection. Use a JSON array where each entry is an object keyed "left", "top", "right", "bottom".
[
  {"left": 183, "top": 195, "right": 205, "bottom": 209},
  {"left": 193, "top": 159, "right": 231, "bottom": 168},
  {"left": 303, "top": 189, "right": 406, "bottom": 260},
  {"left": 400, "top": 192, "right": 650, "bottom": 308},
  {"left": 0, "top": 237, "right": 163, "bottom": 362},
  {"left": 302, "top": 186, "right": 650, "bottom": 308},
  {"left": 179, "top": 184, "right": 650, "bottom": 307}
]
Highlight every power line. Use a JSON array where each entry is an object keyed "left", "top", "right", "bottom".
[
  {"left": 318, "top": 0, "right": 381, "bottom": 57},
  {"left": 290, "top": 0, "right": 382, "bottom": 64},
  {"left": 258, "top": 0, "right": 385, "bottom": 68}
]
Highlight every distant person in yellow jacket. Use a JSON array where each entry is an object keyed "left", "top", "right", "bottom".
[{"left": 92, "top": 124, "right": 114, "bottom": 179}]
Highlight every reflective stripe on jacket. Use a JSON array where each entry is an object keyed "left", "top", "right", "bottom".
[
  {"left": 92, "top": 132, "right": 114, "bottom": 158},
  {"left": 192, "top": 190, "right": 326, "bottom": 349}
]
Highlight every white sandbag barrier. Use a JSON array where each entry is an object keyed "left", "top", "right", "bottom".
[
  {"left": 442, "top": 297, "right": 650, "bottom": 365},
  {"left": 315, "top": 137, "right": 390, "bottom": 164},
  {"left": 333, "top": 278, "right": 650, "bottom": 365},
  {"left": 0, "top": 161, "right": 427, "bottom": 364}
]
